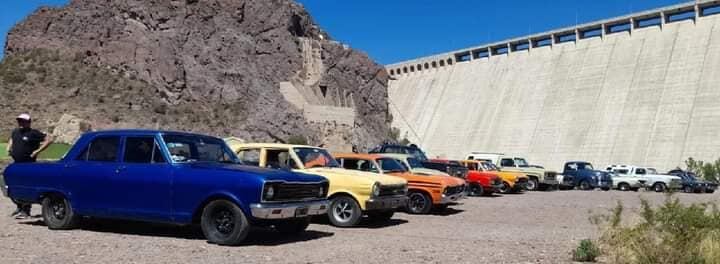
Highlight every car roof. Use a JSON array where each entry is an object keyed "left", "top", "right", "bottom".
[
  {"left": 84, "top": 129, "right": 218, "bottom": 138},
  {"left": 333, "top": 153, "right": 383, "bottom": 160},
  {"left": 375, "top": 153, "right": 412, "bottom": 159},
  {"left": 230, "top": 142, "right": 322, "bottom": 149}
]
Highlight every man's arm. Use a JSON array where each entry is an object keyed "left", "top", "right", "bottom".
[
  {"left": 5, "top": 138, "right": 11, "bottom": 155},
  {"left": 31, "top": 135, "right": 54, "bottom": 158}
]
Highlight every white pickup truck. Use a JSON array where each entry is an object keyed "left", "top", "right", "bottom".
[
  {"left": 606, "top": 165, "right": 682, "bottom": 192},
  {"left": 466, "top": 152, "right": 558, "bottom": 191}
]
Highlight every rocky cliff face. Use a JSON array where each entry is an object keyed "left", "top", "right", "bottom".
[{"left": 1, "top": 0, "right": 390, "bottom": 151}]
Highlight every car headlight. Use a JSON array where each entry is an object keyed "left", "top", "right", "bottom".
[
  {"left": 402, "top": 184, "right": 409, "bottom": 194},
  {"left": 264, "top": 185, "right": 275, "bottom": 201},
  {"left": 318, "top": 186, "right": 325, "bottom": 197},
  {"left": 443, "top": 187, "right": 448, "bottom": 194},
  {"left": 372, "top": 182, "right": 380, "bottom": 197}
]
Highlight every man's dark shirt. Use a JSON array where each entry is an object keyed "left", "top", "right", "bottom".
[{"left": 10, "top": 128, "right": 46, "bottom": 162}]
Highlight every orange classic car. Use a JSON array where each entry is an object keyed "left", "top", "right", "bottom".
[{"left": 334, "top": 153, "right": 467, "bottom": 214}]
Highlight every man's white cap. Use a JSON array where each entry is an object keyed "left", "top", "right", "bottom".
[{"left": 16, "top": 113, "right": 31, "bottom": 121}]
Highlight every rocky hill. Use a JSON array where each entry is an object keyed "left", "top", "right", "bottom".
[{"left": 0, "top": 0, "right": 390, "bottom": 151}]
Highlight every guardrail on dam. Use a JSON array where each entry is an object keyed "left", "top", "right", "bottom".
[{"left": 386, "top": 0, "right": 720, "bottom": 172}]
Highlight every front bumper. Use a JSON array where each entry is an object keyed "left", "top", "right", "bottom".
[
  {"left": 250, "top": 200, "right": 329, "bottom": 219},
  {"left": 440, "top": 191, "right": 466, "bottom": 204},
  {"left": 541, "top": 179, "right": 559, "bottom": 185},
  {"left": 365, "top": 195, "right": 408, "bottom": 211}
]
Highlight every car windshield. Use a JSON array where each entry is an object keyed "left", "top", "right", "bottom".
[
  {"left": 480, "top": 162, "right": 499, "bottom": 171},
  {"left": 580, "top": 163, "right": 594, "bottom": 170},
  {"left": 163, "top": 135, "right": 238, "bottom": 164},
  {"left": 515, "top": 158, "right": 529, "bottom": 167},
  {"left": 406, "top": 157, "right": 424, "bottom": 168},
  {"left": 294, "top": 148, "right": 339, "bottom": 168},
  {"left": 407, "top": 148, "right": 428, "bottom": 161},
  {"left": 687, "top": 172, "right": 700, "bottom": 181},
  {"left": 378, "top": 158, "right": 407, "bottom": 173}
]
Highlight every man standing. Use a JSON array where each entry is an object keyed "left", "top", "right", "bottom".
[{"left": 5, "top": 113, "right": 53, "bottom": 219}]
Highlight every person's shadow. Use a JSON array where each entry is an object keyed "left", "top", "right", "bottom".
[{"left": 21, "top": 218, "right": 334, "bottom": 246}]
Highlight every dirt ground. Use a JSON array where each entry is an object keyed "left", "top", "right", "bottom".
[{"left": 0, "top": 188, "right": 717, "bottom": 264}]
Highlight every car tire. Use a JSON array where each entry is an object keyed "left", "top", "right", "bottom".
[
  {"left": 707, "top": 189, "right": 715, "bottom": 194},
  {"left": 498, "top": 182, "right": 513, "bottom": 194},
  {"left": 328, "top": 195, "right": 362, "bottom": 227},
  {"left": 579, "top": 181, "right": 592, "bottom": 191},
  {"left": 618, "top": 183, "right": 631, "bottom": 191},
  {"left": 684, "top": 186, "right": 693, "bottom": 193},
  {"left": 41, "top": 195, "right": 79, "bottom": 230},
  {"left": 200, "top": 200, "right": 250, "bottom": 246},
  {"left": 366, "top": 210, "right": 395, "bottom": 222},
  {"left": 653, "top": 183, "right": 666, "bottom": 193},
  {"left": 526, "top": 178, "right": 539, "bottom": 191},
  {"left": 406, "top": 191, "right": 432, "bottom": 214},
  {"left": 275, "top": 217, "right": 311, "bottom": 234},
  {"left": 469, "top": 184, "right": 485, "bottom": 196}
]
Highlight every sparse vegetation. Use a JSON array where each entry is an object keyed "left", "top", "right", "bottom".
[
  {"left": 685, "top": 157, "right": 720, "bottom": 182},
  {"left": 573, "top": 239, "right": 600, "bottom": 262},
  {"left": 592, "top": 196, "right": 720, "bottom": 264},
  {"left": 0, "top": 143, "right": 70, "bottom": 161},
  {"left": 388, "top": 127, "right": 410, "bottom": 145}
]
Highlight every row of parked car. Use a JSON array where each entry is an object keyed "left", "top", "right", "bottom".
[{"left": 2, "top": 130, "right": 715, "bottom": 247}]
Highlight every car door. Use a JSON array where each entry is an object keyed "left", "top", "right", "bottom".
[
  {"left": 63, "top": 136, "right": 122, "bottom": 216},
  {"left": 109, "top": 136, "right": 173, "bottom": 221}
]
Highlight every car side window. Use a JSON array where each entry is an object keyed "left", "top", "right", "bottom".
[
  {"left": 635, "top": 168, "right": 646, "bottom": 175},
  {"left": 500, "top": 158, "right": 515, "bottom": 167},
  {"left": 237, "top": 149, "right": 260, "bottom": 166},
  {"left": 76, "top": 136, "right": 121, "bottom": 162},
  {"left": 266, "top": 149, "right": 298, "bottom": 170},
  {"left": 124, "top": 137, "right": 166, "bottom": 164}
]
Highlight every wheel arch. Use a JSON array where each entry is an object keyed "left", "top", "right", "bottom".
[{"left": 192, "top": 192, "right": 246, "bottom": 224}]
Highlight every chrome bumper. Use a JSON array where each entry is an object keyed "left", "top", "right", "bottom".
[
  {"left": 440, "top": 191, "right": 466, "bottom": 204},
  {"left": 542, "top": 179, "right": 559, "bottom": 185},
  {"left": 250, "top": 200, "right": 328, "bottom": 219}
]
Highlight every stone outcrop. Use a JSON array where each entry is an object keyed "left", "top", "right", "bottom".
[
  {"left": 1, "top": 0, "right": 390, "bottom": 151},
  {"left": 52, "top": 114, "right": 92, "bottom": 144}
]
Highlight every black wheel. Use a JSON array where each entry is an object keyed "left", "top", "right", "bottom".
[
  {"left": 707, "top": 189, "right": 716, "bottom": 194},
  {"left": 406, "top": 191, "right": 432, "bottom": 214},
  {"left": 498, "top": 182, "right": 512, "bottom": 194},
  {"left": 328, "top": 195, "right": 362, "bottom": 227},
  {"left": 274, "top": 217, "right": 311, "bottom": 234},
  {"left": 618, "top": 183, "right": 631, "bottom": 191},
  {"left": 41, "top": 195, "right": 79, "bottom": 230},
  {"left": 653, "top": 183, "right": 666, "bottom": 193},
  {"left": 200, "top": 200, "right": 249, "bottom": 246},
  {"left": 579, "top": 181, "right": 592, "bottom": 191},
  {"left": 526, "top": 178, "right": 539, "bottom": 191},
  {"left": 469, "top": 184, "right": 485, "bottom": 196},
  {"left": 366, "top": 210, "right": 395, "bottom": 222},
  {"left": 684, "top": 186, "right": 693, "bottom": 193}
]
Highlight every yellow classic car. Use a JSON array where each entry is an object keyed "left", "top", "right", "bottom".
[{"left": 227, "top": 142, "right": 409, "bottom": 227}]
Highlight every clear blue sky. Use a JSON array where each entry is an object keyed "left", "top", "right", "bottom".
[{"left": 1, "top": 0, "right": 688, "bottom": 64}]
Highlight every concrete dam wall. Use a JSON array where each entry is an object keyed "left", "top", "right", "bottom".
[{"left": 387, "top": 1, "right": 720, "bottom": 172}]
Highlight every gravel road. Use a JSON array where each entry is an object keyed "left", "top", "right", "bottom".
[{"left": 0, "top": 187, "right": 716, "bottom": 264}]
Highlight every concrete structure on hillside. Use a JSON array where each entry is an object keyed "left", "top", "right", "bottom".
[{"left": 386, "top": 0, "right": 720, "bottom": 172}]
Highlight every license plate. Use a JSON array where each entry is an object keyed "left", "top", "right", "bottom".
[{"left": 295, "top": 207, "right": 309, "bottom": 217}]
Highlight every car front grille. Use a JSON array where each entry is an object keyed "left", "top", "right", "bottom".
[
  {"left": 379, "top": 184, "right": 406, "bottom": 196},
  {"left": 544, "top": 171, "right": 557, "bottom": 181},
  {"left": 269, "top": 182, "right": 328, "bottom": 201},
  {"left": 445, "top": 185, "right": 465, "bottom": 195}
]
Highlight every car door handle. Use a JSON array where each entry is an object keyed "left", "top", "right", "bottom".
[{"left": 115, "top": 166, "right": 127, "bottom": 174}]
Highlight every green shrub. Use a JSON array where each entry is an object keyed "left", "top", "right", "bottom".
[
  {"left": 594, "top": 196, "right": 720, "bottom": 264},
  {"left": 685, "top": 157, "right": 720, "bottom": 182},
  {"left": 287, "top": 135, "right": 308, "bottom": 145},
  {"left": 573, "top": 239, "right": 600, "bottom": 262}
]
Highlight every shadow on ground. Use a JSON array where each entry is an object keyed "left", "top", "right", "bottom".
[
  {"left": 20, "top": 218, "right": 334, "bottom": 246},
  {"left": 311, "top": 216, "right": 408, "bottom": 229}
]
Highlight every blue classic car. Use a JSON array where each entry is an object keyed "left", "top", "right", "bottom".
[
  {"left": 667, "top": 169, "right": 718, "bottom": 194},
  {"left": 559, "top": 161, "right": 613, "bottom": 191},
  {"left": 2, "top": 130, "right": 329, "bottom": 245}
]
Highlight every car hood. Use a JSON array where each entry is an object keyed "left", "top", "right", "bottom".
[
  {"left": 392, "top": 172, "right": 465, "bottom": 187},
  {"left": 411, "top": 168, "right": 450, "bottom": 176},
  {"left": 300, "top": 167, "right": 407, "bottom": 186},
  {"left": 187, "top": 162, "right": 326, "bottom": 183}
]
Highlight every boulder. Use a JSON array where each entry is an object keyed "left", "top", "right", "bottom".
[{"left": 52, "top": 114, "right": 92, "bottom": 144}]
